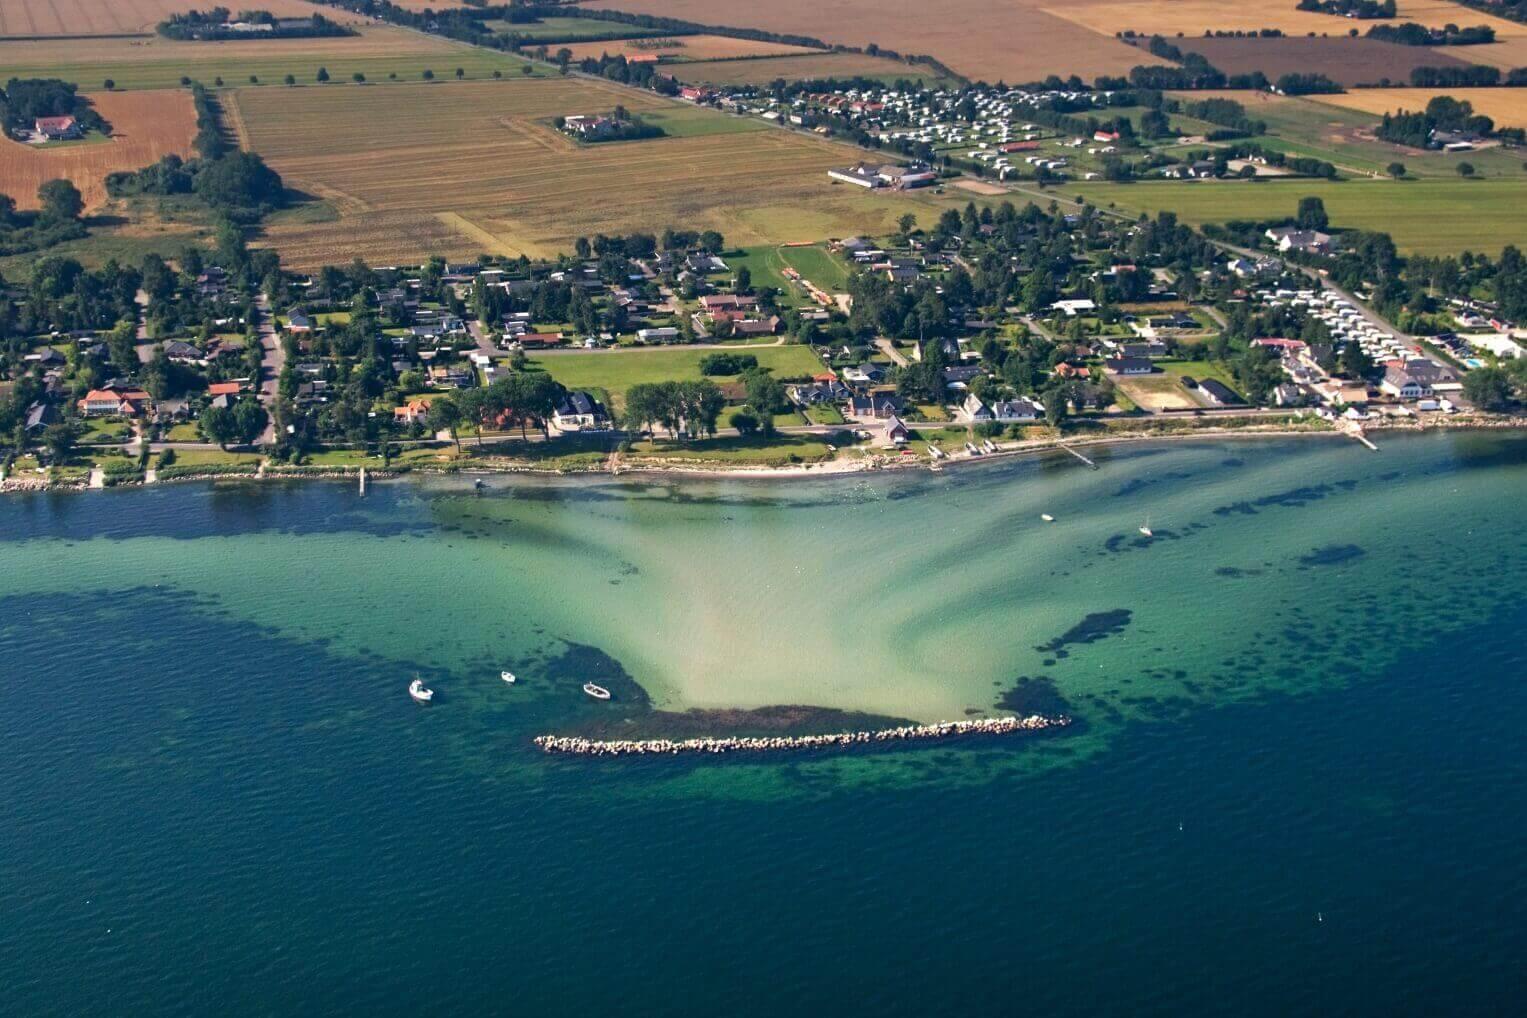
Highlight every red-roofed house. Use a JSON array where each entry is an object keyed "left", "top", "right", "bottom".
[
  {"left": 394, "top": 399, "right": 431, "bottom": 425},
  {"left": 515, "top": 332, "right": 563, "bottom": 347},
  {"left": 1252, "top": 338, "right": 1307, "bottom": 351},
  {"left": 207, "top": 381, "right": 244, "bottom": 397},
  {"left": 79, "top": 388, "right": 151, "bottom": 416},
  {"left": 35, "top": 116, "right": 81, "bottom": 140}
]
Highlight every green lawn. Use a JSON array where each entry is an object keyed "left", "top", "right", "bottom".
[
  {"left": 528, "top": 346, "right": 823, "bottom": 406},
  {"left": 1157, "top": 359, "right": 1238, "bottom": 388},
  {"left": 628, "top": 433, "right": 832, "bottom": 465},
  {"left": 729, "top": 243, "right": 853, "bottom": 305},
  {"left": 162, "top": 449, "right": 262, "bottom": 467},
  {"left": 490, "top": 16, "right": 667, "bottom": 41},
  {"left": 804, "top": 403, "right": 845, "bottom": 425},
  {"left": 778, "top": 244, "right": 851, "bottom": 291},
  {"left": 1070, "top": 179, "right": 1527, "bottom": 256},
  {"left": 640, "top": 106, "right": 768, "bottom": 139}
]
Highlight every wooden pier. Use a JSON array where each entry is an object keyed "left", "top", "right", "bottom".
[{"left": 1058, "top": 444, "right": 1099, "bottom": 469}]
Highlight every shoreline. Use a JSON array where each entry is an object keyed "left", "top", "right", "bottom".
[{"left": 3, "top": 415, "right": 1522, "bottom": 494}]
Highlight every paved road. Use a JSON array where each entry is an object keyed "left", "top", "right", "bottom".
[
  {"left": 254, "top": 293, "right": 283, "bottom": 443},
  {"left": 133, "top": 289, "right": 155, "bottom": 365}
]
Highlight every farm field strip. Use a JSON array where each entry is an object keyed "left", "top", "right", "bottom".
[
  {"left": 0, "top": 0, "right": 341, "bottom": 37},
  {"left": 1068, "top": 179, "right": 1527, "bottom": 256},
  {"left": 0, "top": 27, "right": 532, "bottom": 90},
  {"left": 0, "top": 89, "right": 195, "bottom": 209},
  {"left": 672, "top": 51, "right": 951, "bottom": 85},
  {"left": 553, "top": 34, "right": 824, "bottom": 62},
  {"left": 1314, "top": 88, "right": 1527, "bottom": 132}
]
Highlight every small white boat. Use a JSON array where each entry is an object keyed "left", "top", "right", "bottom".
[
  {"left": 1138, "top": 521, "right": 1154, "bottom": 537},
  {"left": 501, "top": 670, "right": 516, "bottom": 684},
  {"left": 1041, "top": 513, "right": 1055, "bottom": 522},
  {"left": 408, "top": 677, "right": 433, "bottom": 703},
  {"left": 582, "top": 682, "right": 612, "bottom": 701}
]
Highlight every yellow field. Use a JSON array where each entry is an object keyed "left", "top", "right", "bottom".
[
  {"left": 557, "top": 34, "right": 822, "bottom": 62},
  {"left": 231, "top": 79, "right": 940, "bottom": 268},
  {"left": 0, "top": 89, "right": 195, "bottom": 209},
  {"left": 583, "top": 0, "right": 1146, "bottom": 82},
  {"left": 675, "top": 51, "right": 948, "bottom": 85},
  {"left": 0, "top": 0, "right": 344, "bottom": 37},
  {"left": 1047, "top": 0, "right": 1527, "bottom": 71},
  {"left": 1315, "top": 88, "right": 1527, "bottom": 131}
]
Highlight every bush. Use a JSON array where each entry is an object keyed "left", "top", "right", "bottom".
[{"left": 700, "top": 352, "right": 758, "bottom": 375}]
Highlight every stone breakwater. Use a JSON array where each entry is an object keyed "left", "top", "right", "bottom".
[{"left": 534, "top": 714, "right": 1071, "bottom": 757}]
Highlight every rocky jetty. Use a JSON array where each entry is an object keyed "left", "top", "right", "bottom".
[{"left": 534, "top": 714, "right": 1071, "bottom": 757}]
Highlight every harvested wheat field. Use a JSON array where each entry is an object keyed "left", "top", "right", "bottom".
[
  {"left": 0, "top": 89, "right": 195, "bottom": 209},
  {"left": 1317, "top": 88, "right": 1527, "bottom": 131},
  {"left": 556, "top": 34, "right": 823, "bottom": 63},
  {"left": 0, "top": 0, "right": 342, "bottom": 37},
  {"left": 582, "top": 0, "right": 1147, "bottom": 82},
  {"left": 676, "top": 52, "right": 948, "bottom": 85},
  {"left": 231, "top": 79, "right": 930, "bottom": 268}
]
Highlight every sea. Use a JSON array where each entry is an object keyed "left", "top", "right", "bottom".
[{"left": 2, "top": 430, "right": 1524, "bottom": 1015}]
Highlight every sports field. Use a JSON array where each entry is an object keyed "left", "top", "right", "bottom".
[
  {"left": 528, "top": 346, "right": 824, "bottom": 408},
  {"left": 0, "top": 26, "right": 531, "bottom": 90},
  {"left": 0, "top": 0, "right": 342, "bottom": 36},
  {"left": 231, "top": 78, "right": 943, "bottom": 268},
  {"left": 1315, "top": 88, "right": 1527, "bottom": 132},
  {"left": 583, "top": 0, "right": 1146, "bottom": 82},
  {"left": 1068, "top": 179, "right": 1527, "bottom": 256},
  {"left": 0, "top": 89, "right": 195, "bottom": 209}
]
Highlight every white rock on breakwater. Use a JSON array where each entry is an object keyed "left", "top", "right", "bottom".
[{"left": 533, "top": 714, "right": 1071, "bottom": 757}]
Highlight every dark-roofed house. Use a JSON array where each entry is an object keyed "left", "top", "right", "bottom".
[
  {"left": 1105, "top": 356, "right": 1155, "bottom": 376},
  {"left": 1197, "top": 378, "right": 1241, "bottom": 406},
  {"left": 552, "top": 391, "right": 611, "bottom": 432},
  {"left": 848, "top": 392, "right": 904, "bottom": 419},
  {"left": 992, "top": 397, "right": 1044, "bottom": 422}
]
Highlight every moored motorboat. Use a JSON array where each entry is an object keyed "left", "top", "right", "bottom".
[
  {"left": 1041, "top": 513, "right": 1055, "bottom": 522},
  {"left": 582, "top": 682, "right": 611, "bottom": 701},
  {"left": 409, "top": 677, "right": 434, "bottom": 703},
  {"left": 1139, "top": 516, "right": 1154, "bottom": 537},
  {"left": 501, "top": 670, "right": 516, "bottom": 684}
]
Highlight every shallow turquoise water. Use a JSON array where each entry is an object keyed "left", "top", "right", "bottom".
[{"left": 2, "top": 432, "right": 1524, "bottom": 1013}]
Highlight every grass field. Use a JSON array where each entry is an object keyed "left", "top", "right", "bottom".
[
  {"left": 1068, "top": 178, "right": 1527, "bottom": 255},
  {"left": 554, "top": 34, "right": 822, "bottom": 63},
  {"left": 0, "top": 26, "right": 531, "bottom": 90},
  {"left": 636, "top": 106, "right": 769, "bottom": 138},
  {"left": 489, "top": 16, "right": 666, "bottom": 41},
  {"left": 528, "top": 346, "right": 824, "bottom": 407},
  {"left": 232, "top": 78, "right": 950, "bottom": 267},
  {"left": 0, "top": 0, "right": 342, "bottom": 36},
  {"left": 583, "top": 0, "right": 1146, "bottom": 82},
  {"left": 731, "top": 243, "right": 852, "bottom": 300},
  {"left": 1183, "top": 91, "right": 1526, "bottom": 179},
  {"left": 0, "top": 89, "right": 194, "bottom": 209},
  {"left": 1315, "top": 88, "right": 1527, "bottom": 132}
]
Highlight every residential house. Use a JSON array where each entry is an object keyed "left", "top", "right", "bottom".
[
  {"left": 883, "top": 414, "right": 911, "bottom": 445},
  {"left": 730, "top": 316, "right": 782, "bottom": 339},
  {"left": 1104, "top": 356, "right": 1155, "bottom": 376},
  {"left": 207, "top": 381, "right": 244, "bottom": 398},
  {"left": 162, "top": 340, "right": 205, "bottom": 364},
  {"left": 552, "top": 391, "right": 611, "bottom": 432},
  {"left": 848, "top": 392, "right": 905, "bottom": 419},
  {"left": 35, "top": 116, "right": 81, "bottom": 140},
  {"left": 393, "top": 399, "right": 431, "bottom": 426},
  {"left": 1265, "top": 226, "right": 1334, "bottom": 254},
  {"left": 942, "top": 364, "right": 984, "bottom": 389},
  {"left": 1120, "top": 341, "right": 1168, "bottom": 359},
  {"left": 636, "top": 327, "right": 680, "bottom": 344},
  {"left": 961, "top": 393, "right": 993, "bottom": 421},
  {"left": 841, "top": 363, "right": 885, "bottom": 387},
  {"left": 1197, "top": 378, "right": 1240, "bottom": 406},
  {"left": 992, "top": 397, "right": 1043, "bottom": 422},
  {"left": 285, "top": 310, "right": 315, "bottom": 334},
  {"left": 1273, "top": 383, "right": 1306, "bottom": 407},
  {"left": 78, "top": 388, "right": 151, "bottom": 417}
]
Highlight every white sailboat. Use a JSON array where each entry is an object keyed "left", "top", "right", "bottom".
[
  {"left": 408, "top": 676, "right": 433, "bottom": 703},
  {"left": 1041, "top": 514, "right": 1055, "bottom": 522},
  {"left": 1138, "top": 516, "right": 1154, "bottom": 537},
  {"left": 501, "top": 670, "right": 516, "bottom": 684}
]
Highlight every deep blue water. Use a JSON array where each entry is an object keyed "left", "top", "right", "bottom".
[{"left": 3, "top": 436, "right": 1526, "bottom": 1015}]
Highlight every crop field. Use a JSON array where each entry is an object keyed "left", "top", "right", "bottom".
[
  {"left": 1161, "top": 37, "right": 1467, "bottom": 87},
  {"left": 0, "top": 26, "right": 531, "bottom": 90},
  {"left": 0, "top": 89, "right": 195, "bottom": 209},
  {"left": 231, "top": 79, "right": 944, "bottom": 268},
  {"left": 527, "top": 346, "right": 824, "bottom": 408},
  {"left": 582, "top": 0, "right": 1147, "bottom": 82},
  {"left": 555, "top": 34, "right": 823, "bottom": 63},
  {"left": 0, "top": 0, "right": 341, "bottom": 37},
  {"left": 1316, "top": 88, "right": 1527, "bottom": 132},
  {"left": 1068, "top": 179, "right": 1527, "bottom": 256}
]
